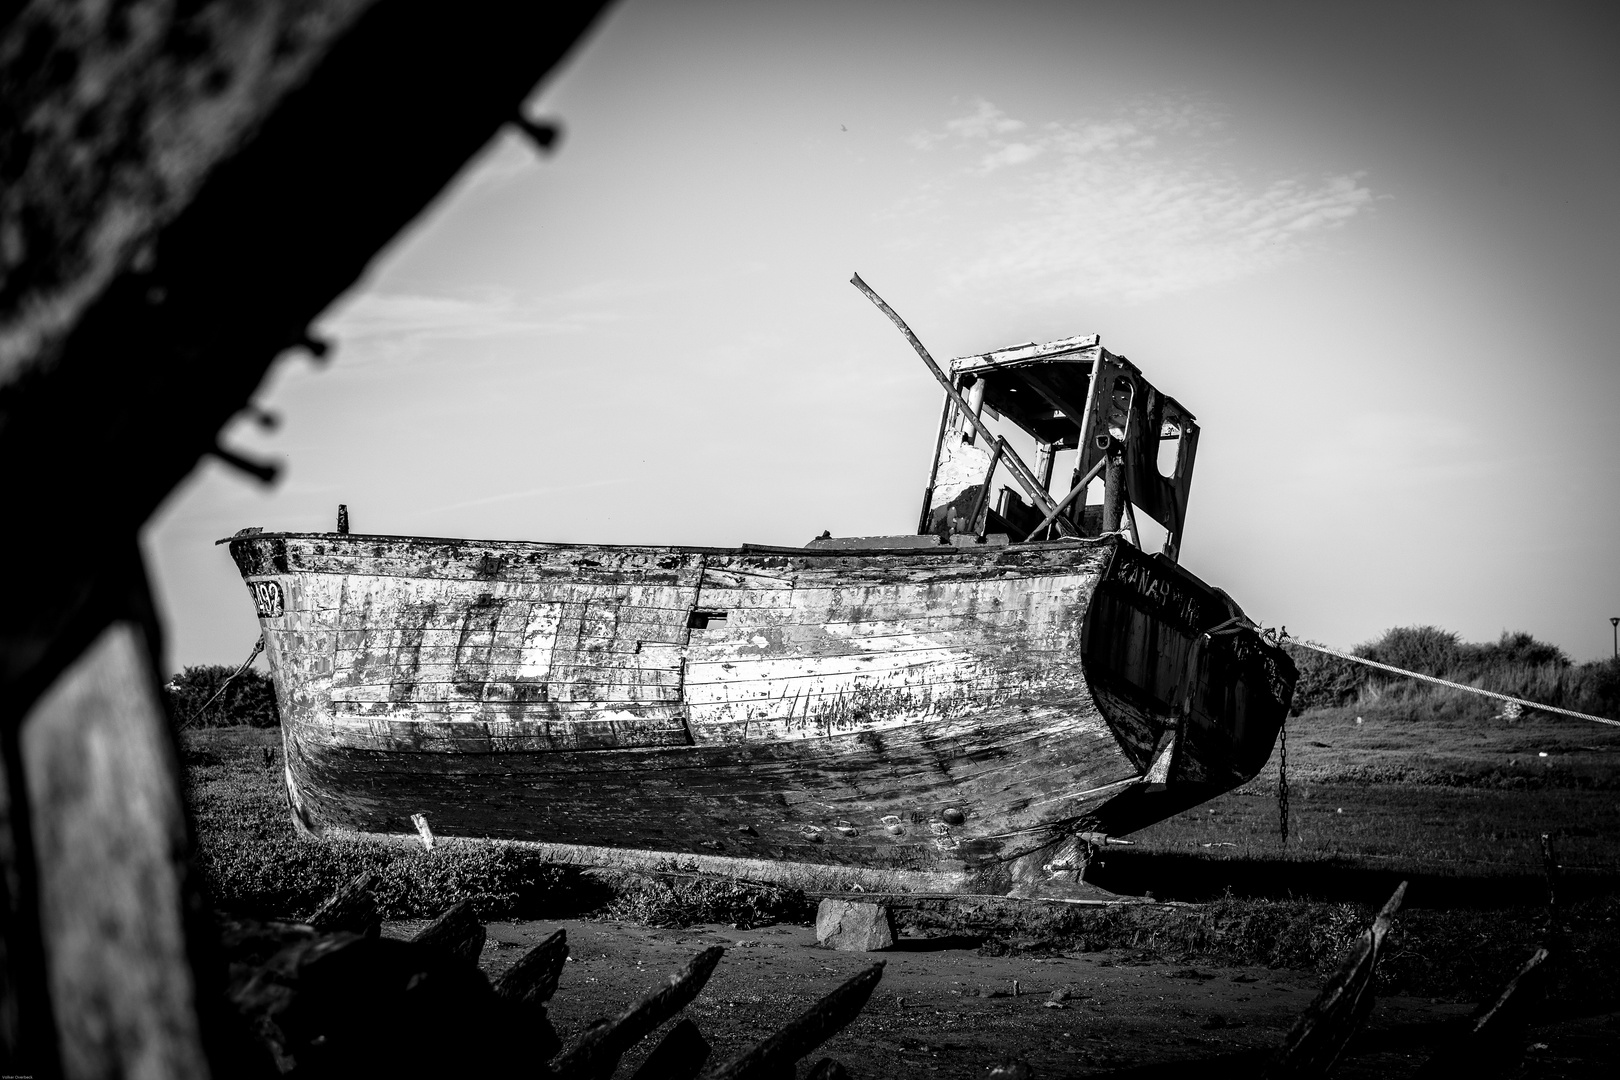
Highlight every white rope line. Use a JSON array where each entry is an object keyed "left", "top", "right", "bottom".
[{"left": 1282, "top": 636, "right": 1620, "bottom": 728}]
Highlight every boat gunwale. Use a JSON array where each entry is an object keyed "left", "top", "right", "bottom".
[{"left": 217, "top": 530, "right": 1118, "bottom": 559}]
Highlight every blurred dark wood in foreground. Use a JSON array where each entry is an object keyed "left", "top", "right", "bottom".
[
  {"left": 219, "top": 873, "right": 879, "bottom": 1079},
  {"left": 0, "top": 1, "right": 607, "bottom": 1074}
]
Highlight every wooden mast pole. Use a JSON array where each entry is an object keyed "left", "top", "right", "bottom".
[{"left": 851, "top": 274, "right": 1061, "bottom": 519}]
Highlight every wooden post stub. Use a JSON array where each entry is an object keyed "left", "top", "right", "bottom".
[
  {"left": 493, "top": 928, "right": 568, "bottom": 1008},
  {"left": 411, "top": 812, "right": 434, "bottom": 851},
  {"left": 629, "top": 1017, "right": 712, "bottom": 1080},
  {"left": 700, "top": 961, "right": 884, "bottom": 1080},
  {"left": 1263, "top": 881, "right": 1407, "bottom": 1079},
  {"left": 410, "top": 898, "right": 486, "bottom": 968},
  {"left": 551, "top": 945, "right": 725, "bottom": 1080},
  {"left": 802, "top": 1057, "right": 852, "bottom": 1080},
  {"left": 306, "top": 869, "right": 381, "bottom": 936},
  {"left": 337, "top": 504, "right": 350, "bottom": 534}
]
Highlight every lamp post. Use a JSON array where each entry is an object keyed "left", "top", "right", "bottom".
[{"left": 1611, "top": 617, "right": 1618, "bottom": 660}]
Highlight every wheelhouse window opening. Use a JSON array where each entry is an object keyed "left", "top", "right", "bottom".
[{"left": 917, "top": 334, "right": 1199, "bottom": 564}]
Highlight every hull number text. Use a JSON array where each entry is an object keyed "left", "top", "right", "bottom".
[{"left": 251, "top": 580, "right": 284, "bottom": 618}]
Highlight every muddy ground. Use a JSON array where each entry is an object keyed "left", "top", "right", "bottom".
[{"left": 387, "top": 915, "right": 1618, "bottom": 1078}]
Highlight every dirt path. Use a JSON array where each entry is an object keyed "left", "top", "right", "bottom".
[{"left": 382, "top": 917, "right": 1614, "bottom": 1078}]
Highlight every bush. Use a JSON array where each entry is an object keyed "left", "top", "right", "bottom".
[
  {"left": 1357, "top": 625, "right": 1463, "bottom": 676},
  {"left": 1282, "top": 642, "right": 1362, "bottom": 714},
  {"left": 1572, "top": 657, "right": 1620, "bottom": 720},
  {"left": 166, "top": 664, "right": 280, "bottom": 728},
  {"left": 1282, "top": 626, "right": 1615, "bottom": 720},
  {"left": 1466, "top": 631, "right": 1570, "bottom": 671},
  {"left": 598, "top": 873, "right": 811, "bottom": 930}
]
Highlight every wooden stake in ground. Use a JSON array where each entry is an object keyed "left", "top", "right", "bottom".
[
  {"left": 701, "top": 961, "right": 884, "bottom": 1079},
  {"left": 551, "top": 946, "right": 725, "bottom": 1079},
  {"left": 1263, "top": 881, "right": 1407, "bottom": 1079}
]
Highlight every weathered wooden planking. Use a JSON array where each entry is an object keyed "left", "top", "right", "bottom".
[
  {"left": 239, "top": 534, "right": 1116, "bottom": 753},
  {"left": 281, "top": 688, "right": 1139, "bottom": 889},
  {"left": 235, "top": 529, "right": 1295, "bottom": 895}
]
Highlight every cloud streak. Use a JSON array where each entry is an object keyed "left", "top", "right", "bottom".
[{"left": 902, "top": 98, "right": 1373, "bottom": 303}]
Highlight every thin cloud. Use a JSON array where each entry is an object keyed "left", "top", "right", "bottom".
[
  {"left": 322, "top": 287, "right": 622, "bottom": 344},
  {"left": 901, "top": 97, "right": 1373, "bottom": 303}
]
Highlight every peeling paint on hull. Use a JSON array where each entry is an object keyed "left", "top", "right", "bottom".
[{"left": 229, "top": 532, "right": 1296, "bottom": 896}]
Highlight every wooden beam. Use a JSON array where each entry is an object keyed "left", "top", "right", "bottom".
[
  {"left": 1263, "top": 882, "right": 1407, "bottom": 1079},
  {"left": 702, "top": 962, "right": 884, "bottom": 1080},
  {"left": 0, "top": 2, "right": 609, "bottom": 1073},
  {"left": 493, "top": 928, "right": 569, "bottom": 1008},
  {"left": 552, "top": 946, "right": 725, "bottom": 1079},
  {"left": 851, "top": 275, "right": 1059, "bottom": 518},
  {"left": 1025, "top": 456, "right": 1107, "bottom": 542},
  {"left": 307, "top": 870, "right": 382, "bottom": 935},
  {"left": 918, "top": 392, "right": 954, "bottom": 534},
  {"left": 968, "top": 438, "right": 1007, "bottom": 538},
  {"left": 410, "top": 897, "right": 486, "bottom": 966}
]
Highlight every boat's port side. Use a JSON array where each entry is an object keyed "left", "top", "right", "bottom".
[
  {"left": 233, "top": 533, "right": 1170, "bottom": 887},
  {"left": 680, "top": 544, "right": 1114, "bottom": 744}
]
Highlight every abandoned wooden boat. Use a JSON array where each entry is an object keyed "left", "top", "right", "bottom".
[{"left": 227, "top": 325, "right": 1296, "bottom": 898}]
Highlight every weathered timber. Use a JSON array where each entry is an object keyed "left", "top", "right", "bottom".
[
  {"left": 493, "top": 928, "right": 569, "bottom": 1008},
  {"left": 851, "top": 274, "right": 1060, "bottom": 519},
  {"left": 966, "top": 436, "right": 1008, "bottom": 537},
  {"left": 230, "top": 529, "right": 1294, "bottom": 899},
  {"left": 1540, "top": 832, "right": 1562, "bottom": 929},
  {"left": 1415, "top": 948, "right": 1550, "bottom": 1078},
  {"left": 306, "top": 869, "right": 381, "bottom": 935},
  {"left": 1026, "top": 456, "right": 1107, "bottom": 542},
  {"left": 803, "top": 1058, "right": 852, "bottom": 1080},
  {"left": 1262, "top": 881, "right": 1407, "bottom": 1079},
  {"left": 218, "top": 878, "right": 877, "bottom": 1080},
  {"left": 410, "top": 897, "right": 486, "bottom": 966},
  {"left": 18, "top": 616, "right": 217, "bottom": 1079},
  {"left": 551, "top": 945, "right": 725, "bottom": 1080},
  {"left": 629, "top": 1018, "right": 711, "bottom": 1080},
  {"left": 0, "top": 1, "right": 607, "bottom": 1074},
  {"left": 231, "top": 929, "right": 559, "bottom": 1078},
  {"left": 701, "top": 961, "right": 884, "bottom": 1080}
]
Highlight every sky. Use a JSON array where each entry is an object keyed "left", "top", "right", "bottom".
[{"left": 144, "top": 0, "right": 1620, "bottom": 672}]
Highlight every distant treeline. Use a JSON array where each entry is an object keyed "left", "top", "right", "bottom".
[
  {"left": 165, "top": 665, "right": 280, "bottom": 728},
  {"left": 1285, "top": 626, "right": 1620, "bottom": 719}
]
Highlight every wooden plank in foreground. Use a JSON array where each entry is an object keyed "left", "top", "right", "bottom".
[
  {"left": 551, "top": 946, "right": 726, "bottom": 1080},
  {"left": 0, "top": 1, "right": 607, "bottom": 1074},
  {"left": 1416, "top": 947, "right": 1551, "bottom": 1078},
  {"left": 701, "top": 962, "right": 884, "bottom": 1080},
  {"left": 1262, "top": 881, "right": 1407, "bottom": 1079}
]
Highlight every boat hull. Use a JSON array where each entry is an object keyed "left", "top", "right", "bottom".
[{"left": 229, "top": 532, "right": 1295, "bottom": 896}]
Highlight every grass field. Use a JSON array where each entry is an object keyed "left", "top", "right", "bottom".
[
  {"left": 1126, "top": 703, "right": 1620, "bottom": 879},
  {"left": 181, "top": 701, "right": 1620, "bottom": 1005}
]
